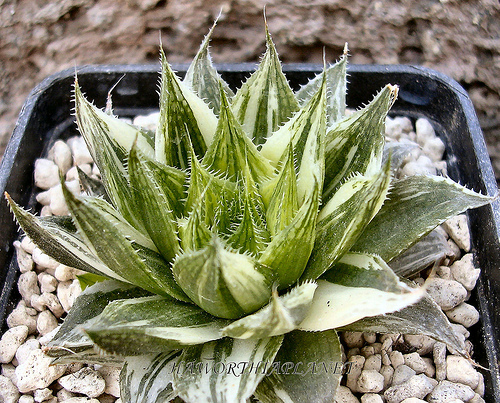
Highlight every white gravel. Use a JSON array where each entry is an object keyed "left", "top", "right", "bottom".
[{"left": 0, "top": 112, "right": 488, "bottom": 401}]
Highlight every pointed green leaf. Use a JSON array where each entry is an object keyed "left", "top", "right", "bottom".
[
  {"left": 61, "top": 184, "right": 188, "bottom": 300},
  {"left": 231, "top": 25, "right": 299, "bottom": 145},
  {"left": 340, "top": 292, "right": 466, "bottom": 356},
  {"left": 173, "top": 335, "right": 284, "bottom": 403},
  {"left": 259, "top": 174, "right": 321, "bottom": 289},
  {"left": 183, "top": 17, "right": 234, "bottom": 115},
  {"left": 128, "top": 144, "right": 180, "bottom": 261},
  {"left": 255, "top": 330, "right": 342, "bottom": 403},
  {"left": 6, "top": 195, "right": 127, "bottom": 281},
  {"left": 260, "top": 143, "right": 299, "bottom": 237},
  {"left": 295, "top": 47, "right": 348, "bottom": 126},
  {"left": 156, "top": 50, "right": 217, "bottom": 169},
  {"left": 178, "top": 203, "right": 212, "bottom": 252},
  {"left": 172, "top": 237, "right": 273, "bottom": 319},
  {"left": 74, "top": 80, "right": 151, "bottom": 230},
  {"left": 222, "top": 282, "right": 317, "bottom": 339},
  {"left": 323, "top": 84, "right": 398, "bottom": 203},
  {"left": 352, "top": 175, "right": 493, "bottom": 262},
  {"left": 260, "top": 70, "right": 327, "bottom": 204},
  {"left": 120, "top": 352, "right": 180, "bottom": 403},
  {"left": 185, "top": 142, "right": 237, "bottom": 227},
  {"left": 227, "top": 169, "right": 270, "bottom": 255},
  {"left": 77, "top": 273, "right": 107, "bottom": 290},
  {"left": 45, "top": 280, "right": 150, "bottom": 358},
  {"left": 203, "top": 85, "right": 274, "bottom": 182},
  {"left": 298, "top": 254, "right": 424, "bottom": 331},
  {"left": 85, "top": 295, "right": 230, "bottom": 355},
  {"left": 389, "top": 229, "right": 451, "bottom": 278},
  {"left": 301, "top": 161, "right": 391, "bottom": 281}
]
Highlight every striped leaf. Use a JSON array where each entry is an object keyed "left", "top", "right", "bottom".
[
  {"left": 185, "top": 140, "right": 237, "bottom": 228},
  {"left": 156, "top": 50, "right": 217, "bottom": 169},
  {"left": 231, "top": 25, "right": 299, "bottom": 145},
  {"left": 301, "top": 161, "right": 391, "bottom": 281},
  {"left": 45, "top": 280, "right": 150, "bottom": 358},
  {"left": 259, "top": 143, "right": 299, "bottom": 237},
  {"left": 254, "top": 330, "right": 342, "bottom": 403},
  {"left": 173, "top": 335, "right": 284, "bottom": 403},
  {"left": 75, "top": 81, "right": 150, "bottom": 230},
  {"left": 222, "top": 282, "right": 317, "bottom": 339},
  {"left": 203, "top": 85, "right": 274, "bottom": 182},
  {"left": 61, "top": 183, "right": 188, "bottom": 300},
  {"left": 340, "top": 292, "right": 466, "bottom": 356},
  {"left": 351, "top": 175, "right": 493, "bottom": 262},
  {"left": 295, "top": 46, "right": 348, "bottom": 127},
  {"left": 6, "top": 195, "right": 126, "bottom": 281},
  {"left": 298, "top": 253, "right": 424, "bottom": 331},
  {"left": 323, "top": 84, "right": 398, "bottom": 203},
  {"left": 172, "top": 237, "right": 273, "bottom": 319},
  {"left": 183, "top": 17, "right": 234, "bottom": 115},
  {"left": 84, "top": 295, "right": 230, "bottom": 355},
  {"left": 260, "top": 70, "right": 327, "bottom": 204},
  {"left": 259, "top": 175, "right": 321, "bottom": 289},
  {"left": 178, "top": 203, "right": 212, "bottom": 252},
  {"left": 128, "top": 144, "right": 180, "bottom": 261},
  {"left": 120, "top": 352, "right": 180, "bottom": 403},
  {"left": 76, "top": 166, "right": 110, "bottom": 202}
]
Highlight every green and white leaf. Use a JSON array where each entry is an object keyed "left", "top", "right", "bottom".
[
  {"left": 322, "top": 84, "right": 397, "bottom": 202},
  {"left": 76, "top": 166, "right": 110, "bottom": 201},
  {"left": 128, "top": 144, "right": 180, "bottom": 261},
  {"left": 120, "top": 352, "right": 180, "bottom": 403},
  {"left": 183, "top": 17, "right": 234, "bottom": 115},
  {"left": 45, "top": 280, "right": 150, "bottom": 358},
  {"left": 222, "top": 282, "right": 317, "bottom": 339},
  {"left": 389, "top": 229, "right": 451, "bottom": 278},
  {"left": 340, "top": 292, "right": 466, "bottom": 356},
  {"left": 301, "top": 161, "right": 391, "bottom": 281},
  {"left": 84, "top": 295, "right": 231, "bottom": 355},
  {"left": 61, "top": 184, "right": 188, "bottom": 300},
  {"left": 295, "top": 45, "right": 347, "bottom": 127},
  {"left": 231, "top": 25, "right": 299, "bottom": 145},
  {"left": 203, "top": 85, "right": 274, "bottom": 182},
  {"left": 259, "top": 174, "right": 321, "bottom": 289},
  {"left": 255, "top": 330, "right": 342, "bottom": 403},
  {"left": 173, "top": 335, "right": 284, "bottom": 403},
  {"left": 298, "top": 252, "right": 424, "bottom": 331},
  {"left": 352, "top": 175, "right": 493, "bottom": 262},
  {"left": 172, "top": 237, "right": 273, "bottom": 319},
  {"left": 6, "top": 196, "right": 125, "bottom": 281},
  {"left": 156, "top": 50, "right": 217, "bottom": 169}
]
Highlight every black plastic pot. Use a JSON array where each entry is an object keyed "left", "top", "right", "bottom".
[{"left": 0, "top": 64, "right": 499, "bottom": 400}]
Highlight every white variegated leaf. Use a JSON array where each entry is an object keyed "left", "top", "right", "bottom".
[
  {"left": 255, "top": 330, "right": 342, "bottom": 403},
  {"left": 299, "top": 252, "right": 424, "bottom": 331},
  {"left": 352, "top": 175, "right": 493, "bottom": 262},
  {"left": 323, "top": 84, "right": 398, "bottom": 203},
  {"left": 173, "top": 237, "right": 273, "bottom": 319},
  {"left": 231, "top": 25, "right": 299, "bottom": 145},
  {"left": 183, "top": 17, "right": 234, "bottom": 115},
  {"left": 45, "top": 280, "right": 150, "bottom": 359},
  {"left": 173, "top": 336, "right": 284, "bottom": 403},
  {"left": 120, "top": 352, "right": 180, "bottom": 403},
  {"left": 222, "top": 282, "right": 317, "bottom": 339},
  {"left": 84, "top": 295, "right": 230, "bottom": 355}
]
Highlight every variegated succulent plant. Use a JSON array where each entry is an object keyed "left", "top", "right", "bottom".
[{"left": 7, "top": 19, "right": 492, "bottom": 403}]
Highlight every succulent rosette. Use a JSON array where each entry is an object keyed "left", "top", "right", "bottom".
[{"left": 7, "top": 19, "right": 491, "bottom": 403}]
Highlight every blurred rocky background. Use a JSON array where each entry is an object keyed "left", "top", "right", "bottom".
[{"left": 1, "top": 0, "right": 499, "bottom": 180}]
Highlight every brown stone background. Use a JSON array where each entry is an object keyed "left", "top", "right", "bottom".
[{"left": 1, "top": 0, "right": 499, "bottom": 179}]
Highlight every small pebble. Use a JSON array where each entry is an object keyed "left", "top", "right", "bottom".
[
  {"left": 0, "top": 325, "right": 29, "bottom": 363},
  {"left": 450, "top": 254, "right": 481, "bottom": 291},
  {"left": 33, "top": 387, "right": 54, "bottom": 402},
  {"left": 14, "top": 240, "right": 34, "bottom": 273},
  {"left": 443, "top": 215, "right": 471, "bottom": 252},
  {"left": 427, "top": 380, "right": 475, "bottom": 402},
  {"left": 392, "top": 364, "right": 416, "bottom": 386},
  {"left": 343, "top": 332, "right": 365, "bottom": 348},
  {"left": 18, "top": 271, "right": 40, "bottom": 306},
  {"left": 445, "top": 302, "right": 480, "bottom": 327},
  {"left": 58, "top": 367, "right": 106, "bottom": 398},
  {"left": 0, "top": 374, "right": 20, "bottom": 403},
  {"left": 36, "top": 310, "right": 58, "bottom": 335},
  {"left": 380, "top": 365, "right": 394, "bottom": 389},
  {"left": 51, "top": 140, "right": 73, "bottom": 174},
  {"left": 357, "top": 370, "right": 384, "bottom": 393},
  {"left": 415, "top": 117, "right": 436, "bottom": 145},
  {"left": 446, "top": 356, "right": 480, "bottom": 389},
  {"left": 384, "top": 374, "right": 437, "bottom": 403},
  {"left": 425, "top": 278, "right": 468, "bottom": 310},
  {"left": 346, "top": 355, "right": 365, "bottom": 393},
  {"left": 57, "top": 279, "right": 82, "bottom": 313},
  {"left": 389, "top": 351, "right": 405, "bottom": 368},
  {"left": 19, "top": 395, "right": 35, "bottom": 403},
  {"left": 15, "top": 338, "right": 40, "bottom": 366},
  {"left": 7, "top": 302, "right": 37, "bottom": 334},
  {"left": 15, "top": 349, "right": 67, "bottom": 393},
  {"left": 98, "top": 366, "right": 121, "bottom": 397},
  {"left": 360, "top": 393, "right": 383, "bottom": 403},
  {"left": 38, "top": 272, "right": 58, "bottom": 294},
  {"left": 364, "top": 354, "right": 382, "bottom": 372},
  {"left": 32, "top": 248, "right": 59, "bottom": 271},
  {"left": 334, "top": 385, "right": 360, "bottom": 403},
  {"left": 34, "top": 159, "right": 59, "bottom": 190},
  {"left": 403, "top": 352, "right": 427, "bottom": 374},
  {"left": 67, "top": 136, "right": 93, "bottom": 166}
]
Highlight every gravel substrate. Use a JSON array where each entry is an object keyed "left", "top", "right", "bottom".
[{"left": 0, "top": 113, "right": 487, "bottom": 402}]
